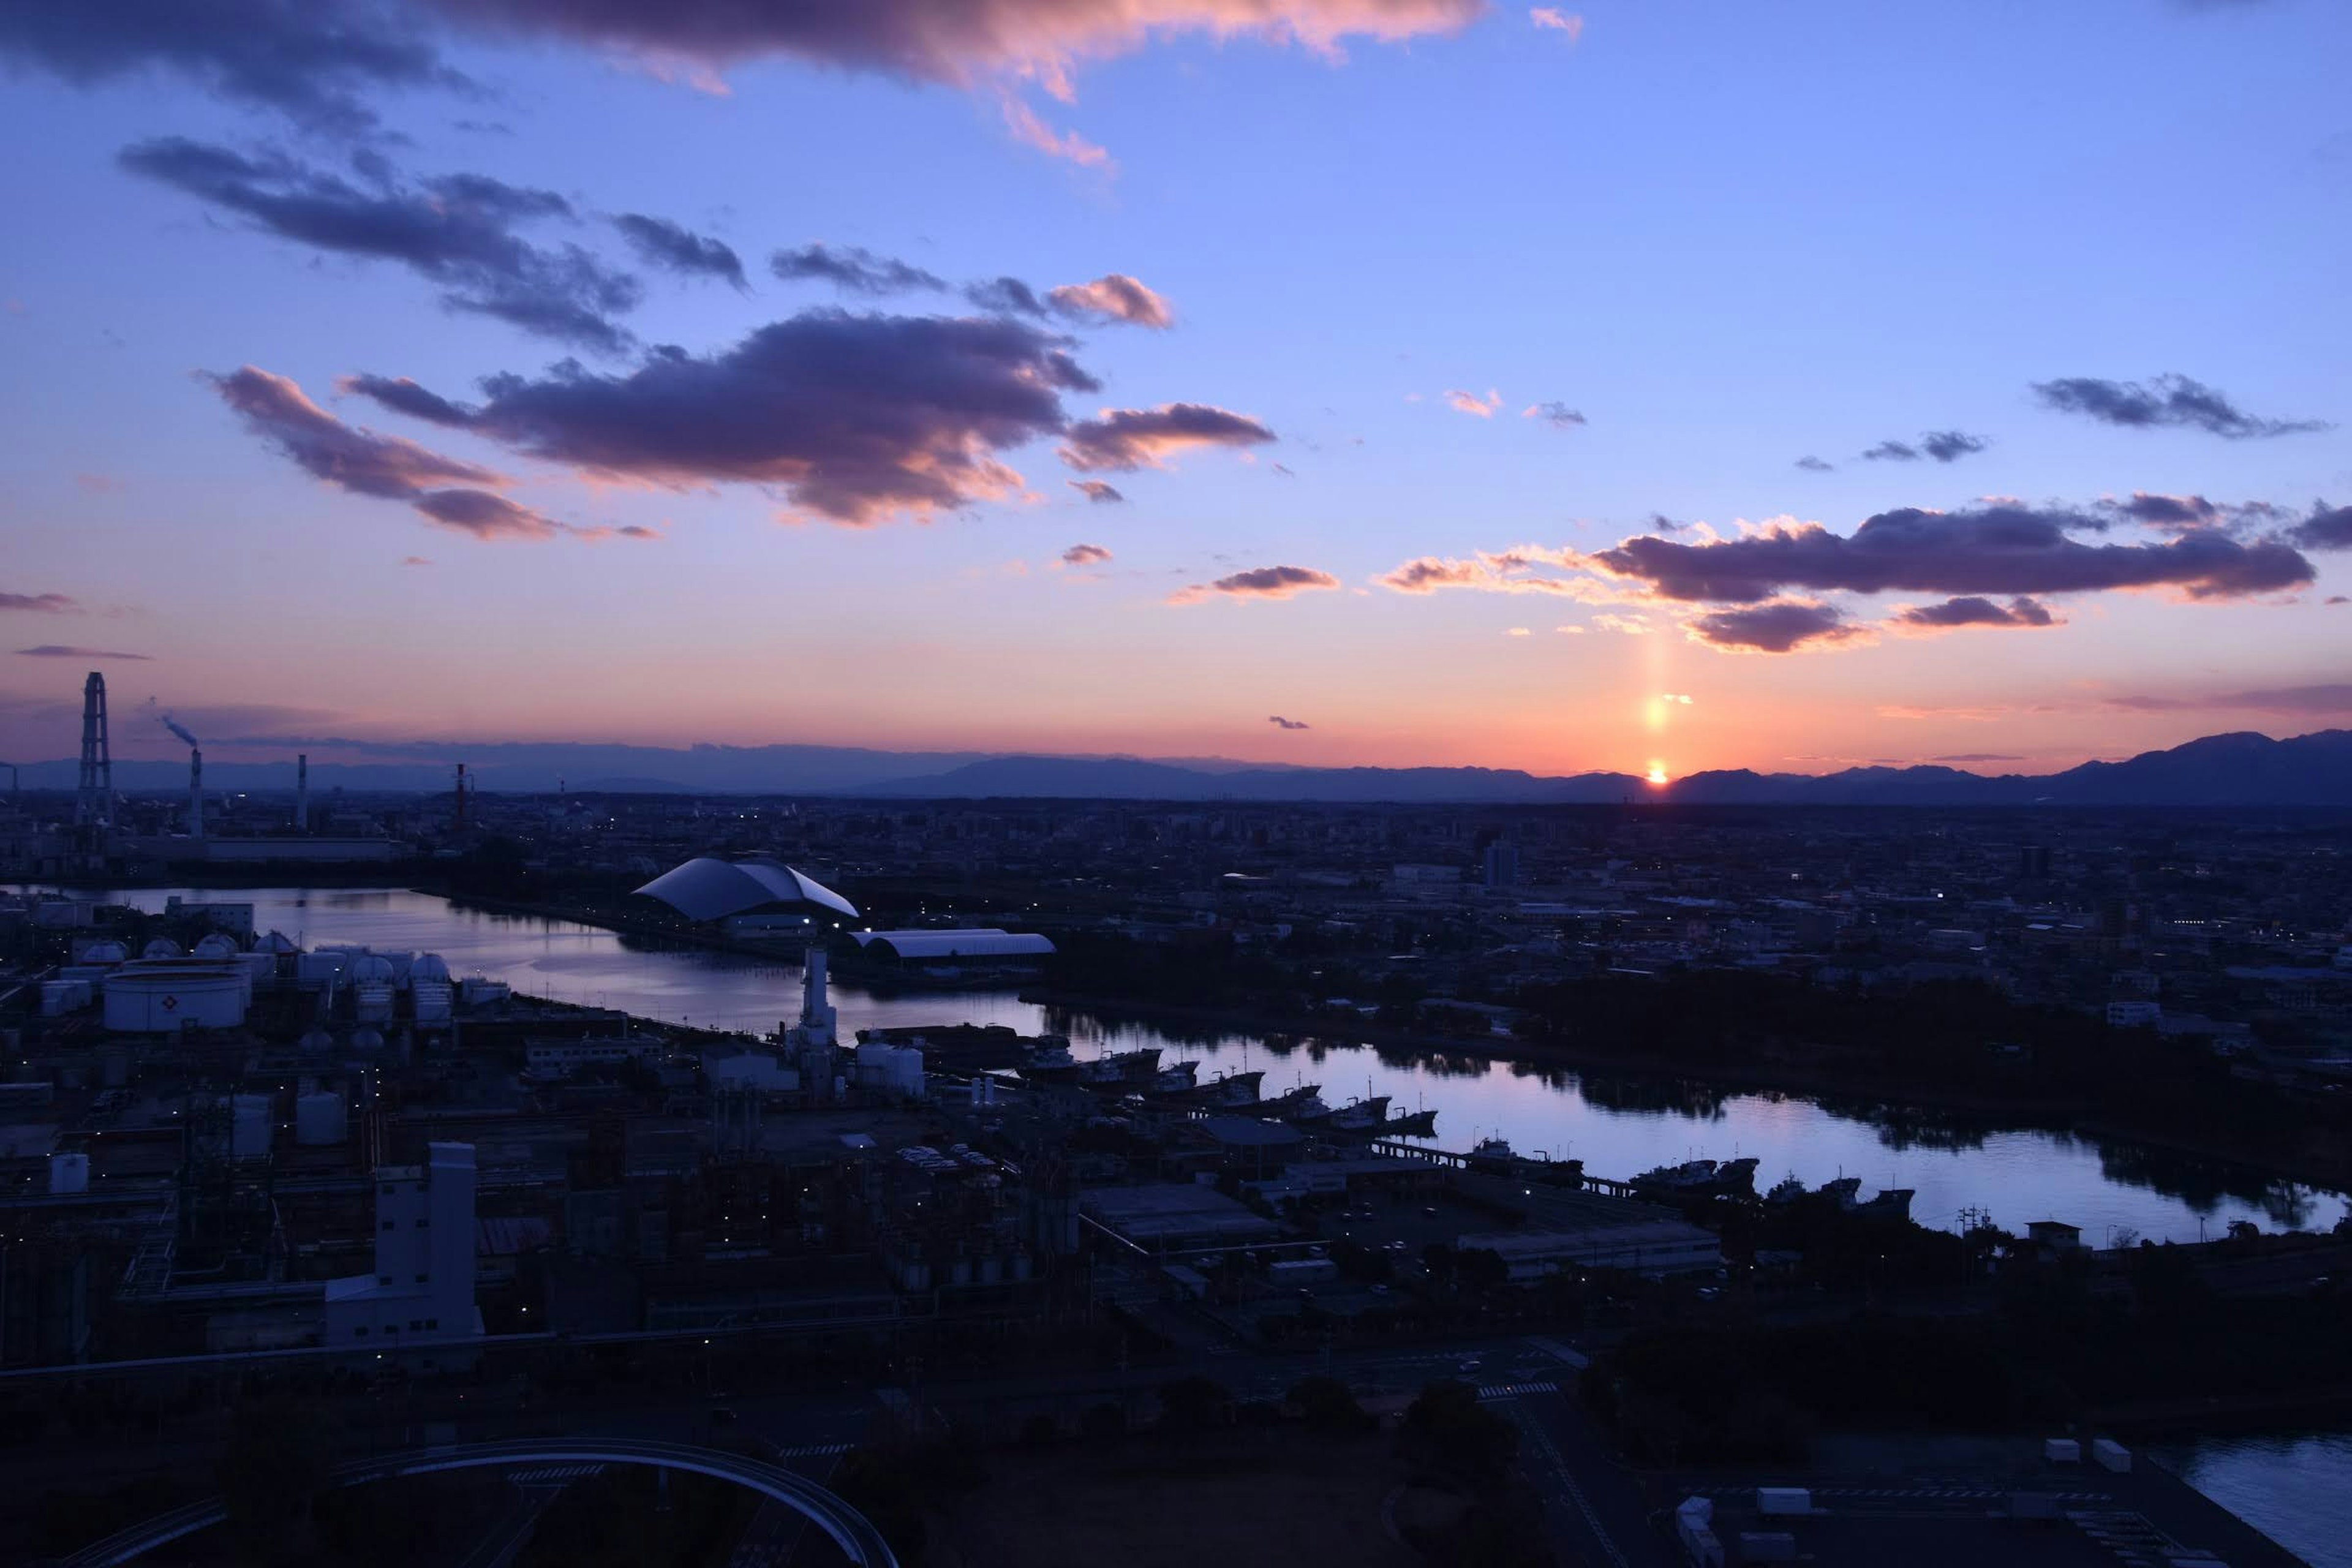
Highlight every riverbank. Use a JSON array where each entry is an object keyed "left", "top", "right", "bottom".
[
  {"left": 380, "top": 878, "right": 2352, "bottom": 1199},
  {"left": 1022, "top": 988, "right": 2352, "bottom": 1199}
]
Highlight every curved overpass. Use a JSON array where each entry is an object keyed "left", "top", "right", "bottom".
[{"left": 61, "top": 1436, "right": 897, "bottom": 1568}]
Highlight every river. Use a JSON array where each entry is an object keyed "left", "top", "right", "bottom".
[
  {"left": 59, "top": 884, "right": 2340, "bottom": 1247},
  {"left": 45, "top": 882, "right": 2352, "bottom": 1559},
  {"left": 2150, "top": 1433, "right": 2352, "bottom": 1568}
]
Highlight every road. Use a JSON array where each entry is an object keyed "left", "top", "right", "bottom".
[
  {"left": 57, "top": 1438, "right": 899, "bottom": 1568},
  {"left": 1490, "top": 1380, "right": 1675, "bottom": 1568},
  {"left": 36, "top": 1323, "right": 1664, "bottom": 1567}
]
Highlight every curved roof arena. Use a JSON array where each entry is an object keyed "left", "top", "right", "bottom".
[{"left": 633, "top": 856, "right": 859, "bottom": 923}]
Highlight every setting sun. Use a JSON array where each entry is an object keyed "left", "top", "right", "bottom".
[{"left": 1646, "top": 761, "right": 1670, "bottom": 786}]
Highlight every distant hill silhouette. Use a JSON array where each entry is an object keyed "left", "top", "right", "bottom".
[
  {"left": 854, "top": 729, "right": 2352, "bottom": 805},
  {"left": 10, "top": 729, "right": 2346, "bottom": 805}
]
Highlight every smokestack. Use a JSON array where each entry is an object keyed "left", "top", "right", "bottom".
[
  {"left": 76, "top": 671, "right": 112, "bottom": 829},
  {"left": 454, "top": 762, "right": 467, "bottom": 828},
  {"left": 189, "top": 747, "right": 203, "bottom": 840},
  {"left": 296, "top": 753, "right": 309, "bottom": 831}
]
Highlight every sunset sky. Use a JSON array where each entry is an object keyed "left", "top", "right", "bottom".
[{"left": 3, "top": 0, "right": 2348, "bottom": 780}]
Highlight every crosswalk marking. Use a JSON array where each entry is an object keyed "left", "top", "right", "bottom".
[
  {"left": 775, "top": 1442, "right": 852, "bottom": 1459},
  {"left": 1697, "top": 1484, "right": 2109, "bottom": 1504},
  {"left": 1477, "top": 1381, "right": 1559, "bottom": 1400},
  {"left": 506, "top": 1463, "right": 605, "bottom": 1485}
]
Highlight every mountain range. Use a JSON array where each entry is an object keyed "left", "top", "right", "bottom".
[
  {"left": 9, "top": 729, "right": 2350, "bottom": 806},
  {"left": 850, "top": 730, "right": 2352, "bottom": 806}
]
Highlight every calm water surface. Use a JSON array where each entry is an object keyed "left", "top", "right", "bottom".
[
  {"left": 59, "top": 884, "right": 2341, "bottom": 1249},
  {"left": 2154, "top": 1433, "right": 2352, "bottom": 1568}
]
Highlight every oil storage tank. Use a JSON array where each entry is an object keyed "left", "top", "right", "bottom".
[
  {"left": 296, "top": 1090, "right": 347, "bottom": 1146},
  {"left": 232, "top": 1093, "right": 272, "bottom": 1158},
  {"left": 104, "top": 965, "right": 247, "bottom": 1032}
]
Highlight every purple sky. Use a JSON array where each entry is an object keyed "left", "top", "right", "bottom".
[{"left": 2, "top": 0, "right": 2347, "bottom": 778}]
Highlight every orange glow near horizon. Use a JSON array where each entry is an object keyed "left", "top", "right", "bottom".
[{"left": 1646, "top": 761, "right": 1670, "bottom": 786}]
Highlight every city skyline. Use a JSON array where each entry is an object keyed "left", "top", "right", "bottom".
[{"left": 4, "top": 0, "right": 2350, "bottom": 780}]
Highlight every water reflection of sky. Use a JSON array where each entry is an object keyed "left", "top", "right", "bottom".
[
  {"left": 74, "top": 886, "right": 2349, "bottom": 1246},
  {"left": 2151, "top": 1433, "right": 2352, "bottom": 1568}
]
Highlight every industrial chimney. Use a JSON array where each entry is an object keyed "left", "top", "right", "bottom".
[
  {"left": 296, "top": 753, "right": 309, "bottom": 831},
  {"left": 75, "top": 671, "right": 112, "bottom": 829},
  {"left": 189, "top": 747, "right": 203, "bottom": 840}
]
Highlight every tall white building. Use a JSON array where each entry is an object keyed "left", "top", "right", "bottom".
[{"left": 325, "top": 1142, "right": 483, "bottom": 1347}]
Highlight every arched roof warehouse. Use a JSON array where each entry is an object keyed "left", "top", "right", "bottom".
[{"left": 848, "top": 929, "right": 1056, "bottom": 962}]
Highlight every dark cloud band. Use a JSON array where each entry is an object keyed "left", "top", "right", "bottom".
[
  {"left": 2033, "top": 374, "right": 2329, "bottom": 440},
  {"left": 1588, "top": 505, "right": 2312, "bottom": 603}
]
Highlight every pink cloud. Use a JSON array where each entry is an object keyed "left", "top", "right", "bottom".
[
  {"left": 1529, "top": 8, "right": 1584, "bottom": 40},
  {"left": 1444, "top": 387, "right": 1502, "bottom": 417},
  {"left": 1048, "top": 273, "right": 1173, "bottom": 328},
  {"left": 1001, "top": 96, "right": 1112, "bottom": 168}
]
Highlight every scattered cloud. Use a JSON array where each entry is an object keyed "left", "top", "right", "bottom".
[
  {"left": 612, "top": 213, "right": 746, "bottom": 289},
  {"left": 769, "top": 243, "right": 945, "bottom": 296},
  {"left": 414, "top": 0, "right": 1487, "bottom": 94},
  {"left": 1795, "top": 455, "right": 1834, "bottom": 472},
  {"left": 1047, "top": 273, "right": 1172, "bottom": 328},
  {"left": 1060, "top": 543, "right": 1112, "bottom": 567},
  {"left": 1504, "top": 626, "right": 1531, "bottom": 636},
  {"left": 213, "top": 364, "right": 501, "bottom": 499},
  {"left": 1920, "top": 429, "right": 1991, "bottom": 462},
  {"left": 409, "top": 487, "right": 567, "bottom": 540},
  {"left": 0, "top": 0, "right": 459, "bottom": 134},
  {"left": 1583, "top": 505, "right": 2313, "bottom": 603},
  {"left": 1268, "top": 714, "right": 1311, "bottom": 730},
  {"left": 1555, "top": 624, "right": 1586, "bottom": 635},
  {"left": 1891, "top": 594, "right": 2059, "bottom": 630},
  {"left": 401, "top": 555, "right": 433, "bottom": 566},
  {"left": 337, "top": 373, "right": 472, "bottom": 425},
  {"left": 1068, "top": 479, "right": 1125, "bottom": 504},
  {"left": 1000, "top": 96, "right": 1112, "bottom": 168},
  {"left": 16, "top": 644, "right": 150, "bottom": 660},
  {"left": 1648, "top": 514, "right": 1683, "bottom": 533},
  {"left": 2286, "top": 502, "right": 2352, "bottom": 551},
  {"left": 0, "top": 591, "right": 78, "bottom": 614},
  {"left": 1685, "top": 599, "right": 1872, "bottom": 654},
  {"left": 1877, "top": 703, "right": 2009, "bottom": 722},
  {"left": 1522, "top": 401, "right": 1586, "bottom": 428},
  {"left": 1061, "top": 403, "right": 1276, "bottom": 472},
  {"left": 1862, "top": 430, "right": 1988, "bottom": 464},
  {"left": 349, "top": 309, "right": 1109, "bottom": 525},
  {"left": 121, "top": 138, "right": 642, "bottom": 352},
  {"left": 2106, "top": 684, "right": 2352, "bottom": 716},
  {"left": 1932, "top": 753, "right": 2025, "bottom": 764},
  {"left": 1375, "top": 546, "right": 1620, "bottom": 599},
  {"left": 211, "top": 364, "right": 603, "bottom": 541},
  {"left": 1591, "top": 612, "right": 1653, "bottom": 635},
  {"left": 1529, "top": 7, "right": 1585, "bottom": 40},
  {"left": 2103, "top": 491, "right": 2222, "bottom": 532},
  {"left": 1660, "top": 692, "right": 1692, "bottom": 705},
  {"left": 1444, "top": 387, "right": 1502, "bottom": 417},
  {"left": 2032, "top": 374, "right": 2329, "bottom": 440},
  {"left": 964, "top": 276, "right": 1049, "bottom": 316},
  {"left": 1169, "top": 565, "right": 1340, "bottom": 605}
]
